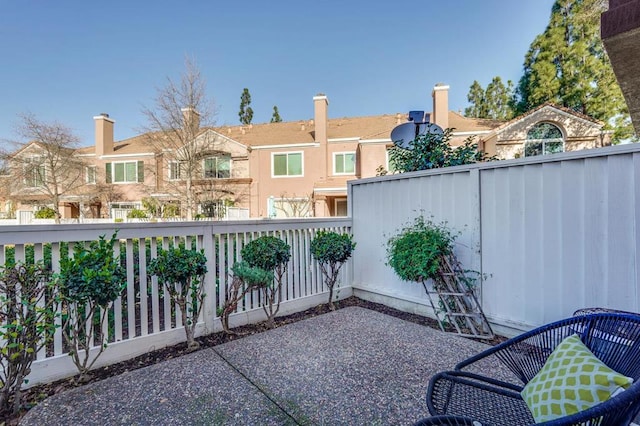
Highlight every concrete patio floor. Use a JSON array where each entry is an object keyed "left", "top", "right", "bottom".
[{"left": 21, "top": 307, "right": 514, "bottom": 425}]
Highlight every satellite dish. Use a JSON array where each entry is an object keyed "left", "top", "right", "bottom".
[{"left": 390, "top": 122, "right": 444, "bottom": 149}]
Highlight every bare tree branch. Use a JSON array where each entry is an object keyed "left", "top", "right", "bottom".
[{"left": 2, "top": 113, "right": 86, "bottom": 223}]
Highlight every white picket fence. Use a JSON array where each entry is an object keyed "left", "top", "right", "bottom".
[{"left": 0, "top": 218, "right": 352, "bottom": 386}]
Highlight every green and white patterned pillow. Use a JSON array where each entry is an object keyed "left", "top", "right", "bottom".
[{"left": 521, "top": 333, "right": 633, "bottom": 423}]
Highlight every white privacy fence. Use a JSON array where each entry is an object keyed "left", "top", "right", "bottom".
[
  {"left": 350, "top": 143, "right": 640, "bottom": 336},
  {"left": 0, "top": 218, "right": 352, "bottom": 386}
]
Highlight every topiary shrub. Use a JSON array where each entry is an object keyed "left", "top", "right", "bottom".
[
  {"left": 58, "top": 233, "right": 126, "bottom": 383},
  {"left": 220, "top": 261, "right": 274, "bottom": 335},
  {"left": 34, "top": 207, "right": 56, "bottom": 219},
  {"left": 147, "top": 247, "right": 207, "bottom": 350},
  {"left": 310, "top": 231, "right": 355, "bottom": 309},
  {"left": 240, "top": 235, "right": 290, "bottom": 328}
]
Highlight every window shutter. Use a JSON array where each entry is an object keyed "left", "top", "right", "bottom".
[
  {"left": 137, "top": 161, "right": 144, "bottom": 182},
  {"left": 106, "top": 162, "right": 112, "bottom": 183}
]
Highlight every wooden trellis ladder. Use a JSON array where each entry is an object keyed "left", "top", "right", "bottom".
[{"left": 423, "top": 253, "right": 494, "bottom": 339}]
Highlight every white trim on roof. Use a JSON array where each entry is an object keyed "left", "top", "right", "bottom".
[
  {"left": 328, "top": 137, "right": 360, "bottom": 142},
  {"left": 198, "top": 129, "right": 249, "bottom": 150},
  {"left": 252, "top": 143, "right": 319, "bottom": 150},
  {"left": 93, "top": 115, "right": 115, "bottom": 123},
  {"left": 452, "top": 130, "right": 492, "bottom": 136},
  {"left": 497, "top": 105, "right": 602, "bottom": 134},
  {"left": 100, "top": 153, "right": 155, "bottom": 159},
  {"left": 360, "top": 138, "right": 391, "bottom": 144},
  {"left": 314, "top": 187, "right": 347, "bottom": 192},
  {"left": 76, "top": 153, "right": 96, "bottom": 157}
]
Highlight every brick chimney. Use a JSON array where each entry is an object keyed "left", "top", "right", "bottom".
[
  {"left": 181, "top": 107, "right": 200, "bottom": 137},
  {"left": 431, "top": 83, "right": 449, "bottom": 130},
  {"left": 94, "top": 113, "right": 114, "bottom": 156},
  {"left": 313, "top": 94, "right": 328, "bottom": 144}
]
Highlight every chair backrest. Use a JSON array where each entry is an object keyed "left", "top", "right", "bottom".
[{"left": 495, "top": 313, "right": 640, "bottom": 384}]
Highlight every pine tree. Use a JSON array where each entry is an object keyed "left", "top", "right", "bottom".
[
  {"left": 464, "top": 77, "right": 514, "bottom": 120},
  {"left": 238, "top": 88, "right": 254, "bottom": 125},
  {"left": 465, "top": 81, "right": 486, "bottom": 118},
  {"left": 514, "top": 0, "right": 633, "bottom": 141},
  {"left": 270, "top": 106, "right": 282, "bottom": 123}
]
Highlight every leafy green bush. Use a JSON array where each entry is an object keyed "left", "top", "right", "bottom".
[
  {"left": 162, "top": 203, "right": 180, "bottom": 218},
  {"left": 388, "top": 130, "right": 494, "bottom": 173},
  {"left": 240, "top": 236, "right": 290, "bottom": 328},
  {"left": 58, "top": 233, "right": 126, "bottom": 382},
  {"left": 241, "top": 236, "right": 290, "bottom": 271},
  {"left": 310, "top": 231, "right": 355, "bottom": 309},
  {"left": 0, "top": 262, "right": 57, "bottom": 415},
  {"left": 34, "top": 207, "right": 56, "bottom": 219},
  {"left": 147, "top": 247, "right": 207, "bottom": 349},
  {"left": 127, "top": 208, "right": 148, "bottom": 219},
  {"left": 220, "top": 261, "right": 274, "bottom": 334},
  {"left": 114, "top": 218, "right": 124, "bottom": 223},
  {"left": 386, "top": 216, "right": 453, "bottom": 284}
]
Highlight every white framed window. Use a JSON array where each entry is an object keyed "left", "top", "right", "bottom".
[
  {"left": 272, "top": 152, "right": 303, "bottom": 177},
  {"left": 86, "top": 166, "right": 96, "bottom": 184},
  {"left": 525, "top": 122, "right": 565, "bottom": 157},
  {"left": 24, "top": 157, "right": 45, "bottom": 187},
  {"left": 106, "top": 161, "right": 143, "bottom": 184},
  {"left": 203, "top": 155, "right": 230, "bottom": 179},
  {"left": 168, "top": 161, "right": 182, "bottom": 180},
  {"left": 333, "top": 152, "right": 355, "bottom": 175}
]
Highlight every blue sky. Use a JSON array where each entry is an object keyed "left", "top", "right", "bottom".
[{"left": 0, "top": 0, "right": 555, "bottom": 147}]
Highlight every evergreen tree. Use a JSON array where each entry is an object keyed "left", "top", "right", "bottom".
[
  {"left": 514, "top": 0, "right": 633, "bottom": 141},
  {"left": 465, "top": 81, "right": 486, "bottom": 118},
  {"left": 464, "top": 77, "right": 514, "bottom": 120},
  {"left": 270, "top": 105, "right": 282, "bottom": 123},
  {"left": 238, "top": 88, "right": 254, "bottom": 125}
]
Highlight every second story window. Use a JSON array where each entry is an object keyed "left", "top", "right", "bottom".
[
  {"left": 525, "top": 122, "right": 565, "bottom": 157},
  {"left": 86, "top": 166, "right": 96, "bottom": 184},
  {"left": 106, "top": 161, "right": 144, "bottom": 184},
  {"left": 24, "top": 157, "right": 45, "bottom": 187},
  {"left": 272, "top": 152, "right": 303, "bottom": 177},
  {"left": 334, "top": 152, "right": 355, "bottom": 175},
  {"left": 203, "top": 156, "right": 230, "bottom": 179},
  {"left": 168, "top": 161, "right": 182, "bottom": 180}
]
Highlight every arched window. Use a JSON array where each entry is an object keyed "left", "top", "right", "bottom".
[{"left": 525, "top": 123, "right": 564, "bottom": 157}]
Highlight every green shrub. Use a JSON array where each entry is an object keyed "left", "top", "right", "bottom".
[
  {"left": 147, "top": 247, "right": 207, "bottom": 349},
  {"left": 386, "top": 216, "right": 453, "bottom": 284},
  {"left": 162, "top": 203, "right": 180, "bottom": 218},
  {"left": 220, "top": 261, "right": 275, "bottom": 334},
  {"left": 127, "top": 209, "right": 148, "bottom": 219},
  {"left": 58, "top": 233, "right": 126, "bottom": 382},
  {"left": 240, "top": 236, "right": 290, "bottom": 328},
  {"left": 34, "top": 207, "right": 56, "bottom": 219},
  {"left": 114, "top": 218, "right": 124, "bottom": 223},
  {"left": 0, "top": 262, "right": 58, "bottom": 415},
  {"left": 310, "top": 231, "right": 355, "bottom": 308},
  {"left": 241, "top": 236, "right": 290, "bottom": 271},
  {"left": 388, "top": 130, "right": 494, "bottom": 173}
]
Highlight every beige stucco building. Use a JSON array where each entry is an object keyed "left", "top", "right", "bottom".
[{"left": 4, "top": 84, "right": 610, "bottom": 220}]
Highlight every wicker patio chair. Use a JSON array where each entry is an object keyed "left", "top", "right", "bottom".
[{"left": 425, "top": 313, "right": 640, "bottom": 425}]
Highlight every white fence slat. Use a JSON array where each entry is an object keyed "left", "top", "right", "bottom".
[
  {"left": 138, "top": 238, "right": 148, "bottom": 337},
  {"left": 150, "top": 237, "right": 160, "bottom": 334}
]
